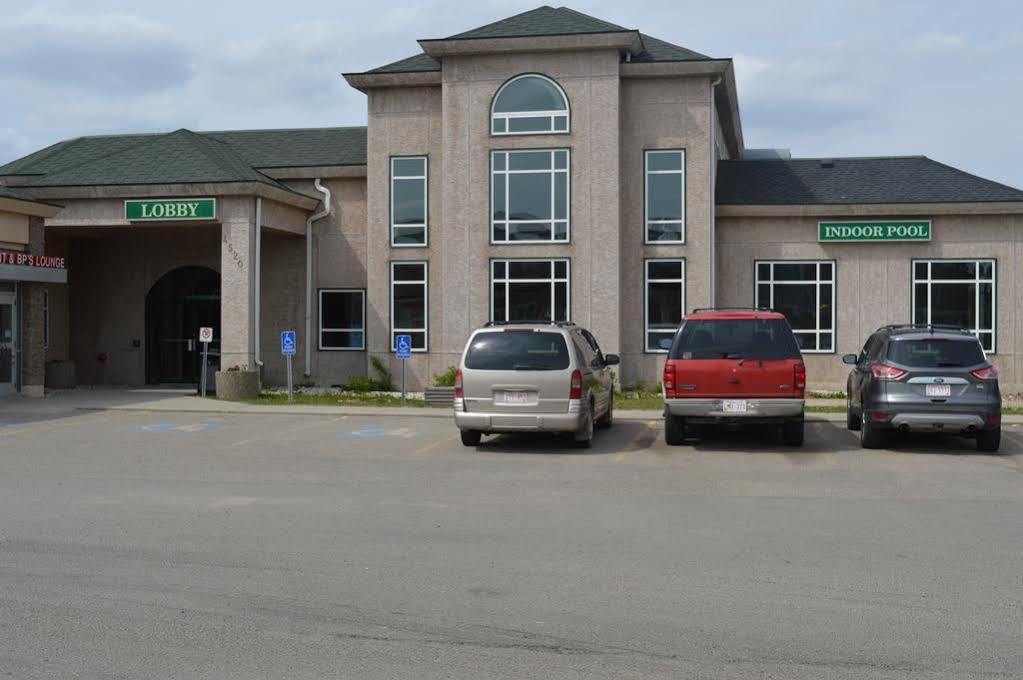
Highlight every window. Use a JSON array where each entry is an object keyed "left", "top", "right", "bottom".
[
  {"left": 491, "top": 149, "right": 569, "bottom": 243},
  {"left": 42, "top": 289, "right": 49, "bottom": 350},
  {"left": 645, "top": 259, "right": 686, "bottom": 352},
  {"left": 464, "top": 331, "right": 570, "bottom": 371},
  {"left": 491, "top": 74, "right": 569, "bottom": 135},
  {"left": 670, "top": 319, "right": 801, "bottom": 360},
  {"left": 390, "top": 261, "right": 428, "bottom": 351},
  {"left": 645, "top": 150, "right": 686, "bottom": 243},
  {"left": 390, "top": 156, "right": 427, "bottom": 246},
  {"left": 318, "top": 289, "right": 365, "bottom": 350},
  {"left": 491, "top": 259, "right": 570, "bottom": 323},
  {"left": 755, "top": 261, "right": 835, "bottom": 353},
  {"left": 913, "top": 259, "right": 996, "bottom": 352}
]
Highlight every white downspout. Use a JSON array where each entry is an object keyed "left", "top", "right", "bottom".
[
  {"left": 709, "top": 76, "right": 722, "bottom": 308},
  {"left": 305, "top": 178, "right": 331, "bottom": 376},
  {"left": 254, "top": 196, "right": 263, "bottom": 367}
]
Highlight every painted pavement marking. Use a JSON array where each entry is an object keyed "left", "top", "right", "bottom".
[
  {"left": 133, "top": 422, "right": 224, "bottom": 433},
  {"left": 227, "top": 415, "right": 348, "bottom": 449},
  {"left": 614, "top": 420, "right": 659, "bottom": 462}
]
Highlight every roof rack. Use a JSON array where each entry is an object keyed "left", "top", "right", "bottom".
[
  {"left": 691, "top": 307, "right": 774, "bottom": 313},
  {"left": 482, "top": 320, "right": 576, "bottom": 327},
  {"left": 878, "top": 323, "right": 974, "bottom": 335}
]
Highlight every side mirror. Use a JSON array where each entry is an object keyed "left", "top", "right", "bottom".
[
  {"left": 658, "top": 338, "right": 673, "bottom": 350},
  {"left": 842, "top": 353, "right": 858, "bottom": 365},
  {"left": 604, "top": 354, "right": 620, "bottom": 366}
]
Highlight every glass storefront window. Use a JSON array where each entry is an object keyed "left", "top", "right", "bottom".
[
  {"left": 755, "top": 260, "right": 835, "bottom": 352},
  {"left": 912, "top": 259, "right": 996, "bottom": 352}
]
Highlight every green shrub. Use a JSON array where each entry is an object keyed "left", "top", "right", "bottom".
[
  {"left": 434, "top": 366, "right": 458, "bottom": 387},
  {"left": 370, "top": 356, "right": 392, "bottom": 389},
  {"left": 342, "top": 376, "right": 380, "bottom": 392}
]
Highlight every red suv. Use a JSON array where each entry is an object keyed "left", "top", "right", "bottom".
[{"left": 661, "top": 308, "right": 806, "bottom": 446}]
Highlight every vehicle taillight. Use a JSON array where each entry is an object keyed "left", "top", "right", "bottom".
[
  {"left": 569, "top": 369, "right": 583, "bottom": 400},
  {"left": 793, "top": 362, "right": 806, "bottom": 395},
  {"left": 971, "top": 365, "right": 999, "bottom": 381},
  {"left": 454, "top": 369, "right": 464, "bottom": 398},
  {"left": 871, "top": 363, "right": 907, "bottom": 381},
  {"left": 663, "top": 362, "right": 675, "bottom": 398}
]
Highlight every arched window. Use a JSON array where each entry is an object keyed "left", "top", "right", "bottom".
[{"left": 491, "top": 74, "right": 570, "bottom": 135}]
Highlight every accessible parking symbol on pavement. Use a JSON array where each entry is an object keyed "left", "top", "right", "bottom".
[
  {"left": 132, "top": 423, "right": 223, "bottom": 433},
  {"left": 338, "top": 427, "right": 424, "bottom": 440}
]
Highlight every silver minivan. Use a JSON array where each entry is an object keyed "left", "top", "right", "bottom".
[{"left": 454, "top": 322, "right": 619, "bottom": 448}]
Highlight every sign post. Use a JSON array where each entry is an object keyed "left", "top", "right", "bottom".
[
  {"left": 281, "top": 331, "right": 297, "bottom": 402},
  {"left": 395, "top": 334, "right": 412, "bottom": 406},
  {"left": 198, "top": 327, "right": 213, "bottom": 397}
]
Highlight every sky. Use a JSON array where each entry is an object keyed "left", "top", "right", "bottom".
[{"left": 1, "top": 0, "right": 1022, "bottom": 187}]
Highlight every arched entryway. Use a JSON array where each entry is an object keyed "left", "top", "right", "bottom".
[{"left": 145, "top": 266, "right": 220, "bottom": 384}]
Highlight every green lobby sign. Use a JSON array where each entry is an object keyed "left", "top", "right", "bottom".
[
  {"left": 125, "top": 198, "right": 216, "bottom": 221},
  {"left": 818, "top": 220, "right": 931, "bottom": 242}
]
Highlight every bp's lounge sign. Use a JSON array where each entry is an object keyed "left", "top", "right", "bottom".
[
  {"left": 125, "top": 198, "right": 216, "bottom": 221},
  {"left": 818, "top": 220, "right": 931, "bottom": 242}
]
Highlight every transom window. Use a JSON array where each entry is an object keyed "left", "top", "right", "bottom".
[
  {"left": 755, "top": 261, "right": 835, "bottom": 353},
  {"left": 491, "top": 74, "right": 569, "bottom": 135},
  {"left": 491, "top": 149, "right": 569, "bottom": 243},
  {"left": 645, "top": 259, "right": 686, "bottom": 352},
  {"left": 390, "top": 156, "right": 427, "bottom": 246},
  {"left": 913, "top": 259, "right": 996, "bottom": 352},
  {"left": 318, "top": 289, "right": 365, "bottom": 351},
  {"left": 645, "top": 150, "right": 686, "bottom": 243},
  {"left": 390, "top": 261, "right": 428, "bottom": 351},
  {"left": 491, "top": 259, "right": 570, "bottom": 323}
]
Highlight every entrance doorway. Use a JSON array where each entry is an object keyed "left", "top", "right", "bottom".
[
  {"left": 145, "top": 266, "right": 220, "bottom": 385},
  {"left": 0, "top": 287, "right": 15, "bottom": 395}
]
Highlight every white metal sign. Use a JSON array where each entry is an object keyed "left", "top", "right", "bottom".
[{"left": 199, "top": 327, "right": 214, "bottom": 344}]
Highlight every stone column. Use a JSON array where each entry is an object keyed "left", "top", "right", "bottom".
[
  {"left": 219, "top": 199, "right": 257, "bottom": 371},
  {"left": 20, "top": 283, "right": 45, "bottom": 397}
]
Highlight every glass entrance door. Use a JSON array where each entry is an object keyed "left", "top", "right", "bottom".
[
  {"left": 146, "top": 267, "right": 220, "bottom": 385},
  {"left": 0, "top": 293, "right": 15, "bottom": 396}
]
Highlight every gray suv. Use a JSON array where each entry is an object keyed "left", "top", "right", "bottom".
[
  {"left": 454, "top": 322, "right": 618, "bottom": 448},
  {"left": 843, "top": 325, "right": 1001, "bottom": 451}
]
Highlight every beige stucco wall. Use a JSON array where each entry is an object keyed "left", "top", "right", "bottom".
[
  {"left": 716, "top": 213, "right": 1023, "bottom": 392},
  {"left": 619, "top": 75, "right": 714, "bottom": 387},
  {"left": 0, "top": 210, "right": 30, "bottom": 246}
]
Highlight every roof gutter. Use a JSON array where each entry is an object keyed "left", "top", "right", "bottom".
[
  {"left": 305, "top": 179, "right": 331, "bottom": 377},
  {"left": 254, "top": 197, "right": 263, "bottom": 368}
]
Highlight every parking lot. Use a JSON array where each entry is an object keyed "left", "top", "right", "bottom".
[{"left": 2, "top": 405, "right": 1022, "bottom": 679}]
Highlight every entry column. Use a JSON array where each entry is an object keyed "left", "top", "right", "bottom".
[{"left": 219, "top": 200, "right": 257, "bottom": 371}]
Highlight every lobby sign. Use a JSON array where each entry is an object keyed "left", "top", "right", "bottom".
[
  {"left": 818, "top": 220, "right": 931, "bottom": 242},
  {"left": 125, "top": 198, "right": 216, "bottom": 221},
  {"left": 0, "top": 250, "right": 66, "bottom": 269}
]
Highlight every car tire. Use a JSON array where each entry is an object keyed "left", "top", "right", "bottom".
[
  {"left": 976, "top": 428, "right": 1001, "bottom": 453},
  {"left": 664, "top": 414, "right": 686, "bottom": 446},
  {"left": 574, "top": 402, "right": 595, "bottom": 449},
  {"left": 596, "top": 396, "right": 614, "bottom": 429},
  {"left": 846, "top": 394, "right": 861, "bottom": 431},
  {"left": 860, "top": 417, "right": 883, "bottom": 449},
  {"left": 460, "top": 430, "right": 482, "bottom": 447},
  {"left": 781, "top": 418, "right": 804, "bottom": 447}
]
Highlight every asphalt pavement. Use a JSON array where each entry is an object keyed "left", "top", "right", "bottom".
[{"left": 1, "top": 403, "right": 1021, "bottom": 679}]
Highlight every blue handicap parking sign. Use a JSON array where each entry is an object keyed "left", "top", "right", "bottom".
[
  {"left": 281, "top": 331, "right": 297, "bottom": 356},
  {"left": 395, "top": 334, "right": 412, "bottom": 359}
]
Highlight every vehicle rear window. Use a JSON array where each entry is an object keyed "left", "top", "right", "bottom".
[
  {"left": 668, "top": 319, "right": 801, "bottom": 360},
  {"left": 464, "top": 331, "right": 570, "bottom": 370},
  {"left": 887, "top": 338, "right": 985, "bottom": 368}
]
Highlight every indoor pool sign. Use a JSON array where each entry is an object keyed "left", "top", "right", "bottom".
[
  {"left": 125, "top": 198, "right": 216, "bottom": 221},
  {"left": 818, "top": 220, "right": 931, "bottom": 242}
]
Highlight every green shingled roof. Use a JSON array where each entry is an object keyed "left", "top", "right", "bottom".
[
  {"left": 357, "top": 6, "right": 712, "bottom": 75},
  {"left": 0, "top": 127, "right": 368, "bottom": 189}
]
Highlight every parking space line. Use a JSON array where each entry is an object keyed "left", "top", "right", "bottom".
[
  {"left": 614, "top": 420, "right": 659, "bottom": 461},
  {"left": 0, "top": 411, "right": 120, "bottom": 438},
  {"left": 227, "top": 415, "right": 348, "bottom": 449},
  {"left": 413, "top": 433, "right": 460, "bottom": 458}
]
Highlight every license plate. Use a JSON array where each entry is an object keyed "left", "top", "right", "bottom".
[
  {"left": 722, "top": 399, "right": 748, "bottom": 413},
  {"left": 926, "top": 384, "right": 951, "bottom": 397},
  {"left": 502, "top": 391, "right": 529, "bottom": 404}
]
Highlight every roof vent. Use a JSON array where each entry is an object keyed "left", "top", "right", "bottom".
[{"left": 820, "top": 159, "right": 834, "bottom": 168}]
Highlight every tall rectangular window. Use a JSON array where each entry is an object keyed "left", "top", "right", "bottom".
[
  {"left": 390, "top": 261, "right": 428, "bottom": 351},
  {"left": 491, "top": 149, "right": 569, "bottom": 243},
  {"left": 645, "top": 150, "right": 685, "bottom": 243},
  {"left": 645, "top": 259, "right": 685, "bottom": 352},
  {"left": 491, "top": 259, "right": 570, "bottom": 323},
  {"left": 913, "top": 259, "right": 996, "bottom": 352},
  {"left": 318, "top": 289, "right": 365, "bottom": 350},
  {"left": 390, "top": 156, "right": 427, "bottom": 247},
  {"left": 755, "top": 261, "right": 835, "bottom": 353}
]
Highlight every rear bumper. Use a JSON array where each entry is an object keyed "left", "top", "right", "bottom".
[
  {"left": 454, "top": 406, "right": 583, "bottom": 433},
  {"left": 664, "top": 398, "right": 804, "bottom": 421},
  {"left": 864, "top": 397, "right": 1000, "bottom": 432}
]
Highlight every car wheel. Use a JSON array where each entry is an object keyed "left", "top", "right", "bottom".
[
  {"left": 460, "top": 430, "right": 482, "bottom": 447},
  {"left": 976, "top": 427, "right": 1001, "bottom": 453},
  {"left": 596, "top": 396, "right": 614, "bottom": 429},
  {"left": 574, "top": 402, "right": 594, "bottom": 448},
  {"left": 860, "top": 417, "right": 883, "bottom": 449},
  {"left": 664, "top": 414, "right": 686, "bottom": 446},
  {"left": 846, "top": 394, "right": 861, "bottom": 431},
  {"left": 781, "top": 418, "right": 804, "bottom": 446}
]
